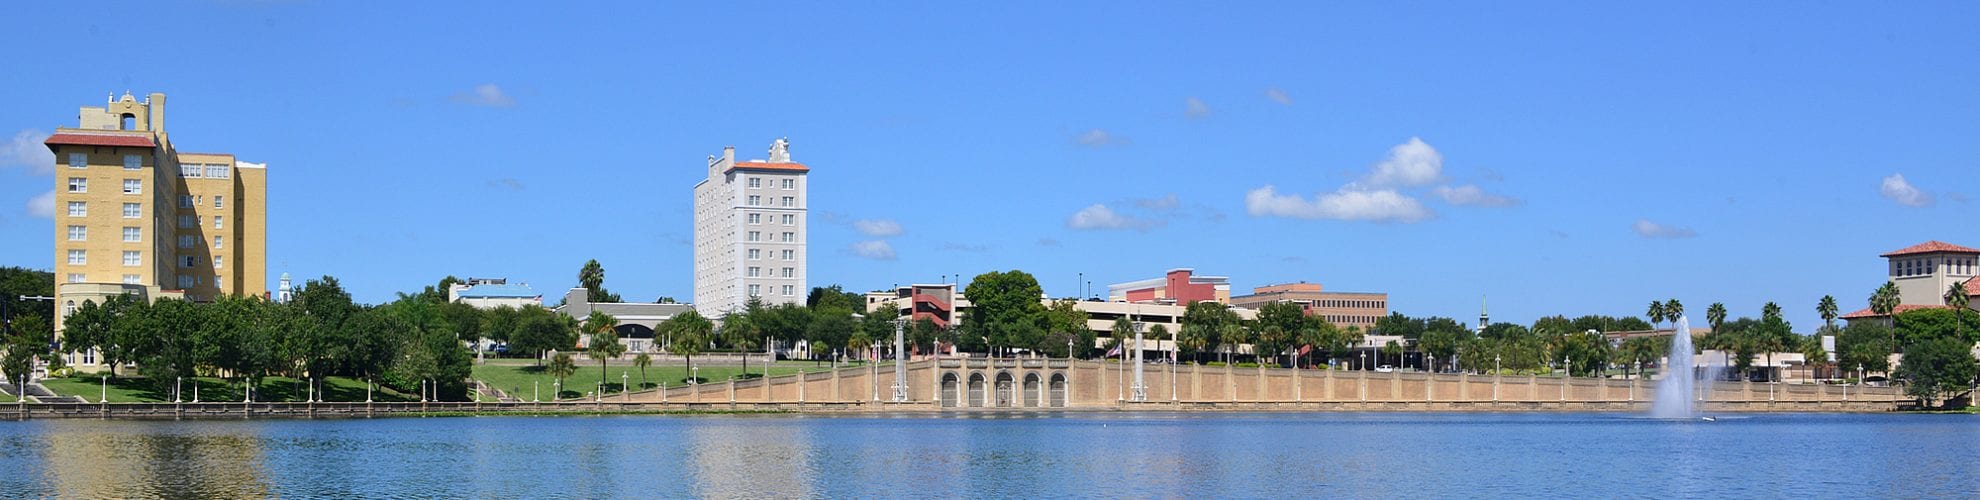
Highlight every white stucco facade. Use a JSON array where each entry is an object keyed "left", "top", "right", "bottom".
[{"left": 693, "top": 139, "right": 808, "bottom": 317}]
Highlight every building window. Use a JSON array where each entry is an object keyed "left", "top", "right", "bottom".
[
  {"left": 782, "top": 178, "right": 794, "bottom": 189},
  {"left": 124, "top": 154, "right": 142, "bottom": 170},
  {"left": 178, "top": 235, "right": 195, "bottom": 248},
  {"left": 123, "top": 251, "right": 140, "bottom": 266},
  {"left": 118, "top": 226, "right": 140, "bottom": 242},
  {"left": 68, "top": 153, "right": 86, "bottom": 169},
  {"left": 747, "top": 249, "right": 760, "bottom": 260},
  {"left": 178, "top": 275, "right": 194, "bottom": 288},
  {"left": 67, "top": 250, "right": 86, "bottom": 265},
  {"left": 781, "top": 232, "right": 794, "bottom": 242},
  {"left": 180, "top": 164, "right": 202, "bottom": 178},
  {"left": 68, "top": 177, "right": 87, "bottom": 193},
  {"left": 121, "top": 274, "right": 140, "bottom": 285},
  {"left": 747, "top": 195, "right": 761, "bottom": 206},
  {"left": 780, "top": 196, "right": 793, "bottom": 207},
  {"left": 782, "top": 249, "right": 794, "bottom": 260},
  {"left": 179, "top": 195, "right": 193, "bottom": 208},
  {"left": 748, "top": 284, "right": 760, "bottom": 297},
  {"left": 64, "top": 301, "right": 76, "bottom": 318},
  {"left": 183, "top": 256, "right": 196, "bottom": 268},
  {"left": 747, "top": 231, "right": 760, "bottom": 242},
  {"left": 178, "top": 215, "right": 196, "bottom": 228},
  {"left": 782, "top": 267, "right": 793, "bottom": 278},
  {"left": 67, "top": 225, "right": 86, "bottom": 241},
  {"left": 214, "top": 236, "right": 223, "bottom": 249},
  {"left": 66, "top": 201, "right": 87, "bottom": 217},
  {"left": 782, "top": 285, "right": 794, "bottom": 296},
  {"left": 207, "top": 165, "right": 228, "bottom": 179},
  {"left": 748, "top": 267, "right": 760, "bottom": 277},
  {"left": 213, "top": 256, "right": 223, "bottom": 268},
  {"left": 748, "top": 177, "right": 761, "bottom": 188},
  {"left": 123, "top": 179, "right": 141, "bottom": 194},
  {"left": 748, "top": 213, "right": 761, "bottom": 224},
  {"left": 781, "top": 214, "right": 794, "bottom": 225},
  {"left": 214, "top": 216, "right": 223, "bottom": 229}
]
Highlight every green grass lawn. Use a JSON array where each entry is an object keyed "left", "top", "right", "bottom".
[
  {"left": 38, "top": 375, "right": 415, "bottom": 403},
  {"left": 0, "top": 391, "right": 14, "bottom": 403},
  {"left": 472, "top": 359, "right": 856, "bottom": 400}
]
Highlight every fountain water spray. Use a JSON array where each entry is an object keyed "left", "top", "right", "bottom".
[{"left": 1650, "top": 315, "right": 1698, "bottom": 418}]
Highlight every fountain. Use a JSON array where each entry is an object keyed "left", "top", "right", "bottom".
[{"left": 1650, "top": 315, "right": 1697, "bottom": 418}]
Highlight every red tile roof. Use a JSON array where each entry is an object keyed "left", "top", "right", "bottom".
[
  {"left": 1840, "top": 304, "right": 1947, "bottom": 319},
  {"left": 1967, "top": 276, "right": 1980, "bottom": 297},
  {"left": 1880, "top": 240, "right": 1980, "bottom": 257},
  {"left": 44, "top": 132, "right": 155, "bottom": 148},
  {"left": 726, "top": 161, "right": 809, "bottom": 173}
]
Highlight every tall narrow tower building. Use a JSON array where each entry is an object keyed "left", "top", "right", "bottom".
[{"left": 692, "top": 139, "right": 808, "bottom": 317}]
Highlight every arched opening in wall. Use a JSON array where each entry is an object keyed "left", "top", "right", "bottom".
[
  {"left": 1022, "top": 373, "right": 1041, "bottom": 407},
  {"left": 940, "top": 373, "right": 959, "bottom": 408},
  {"left": 120, "top": 114, "right": 135, "bottom": 130},
  {"left": 1049, "top": 373, "right": 1068, "bottom": 407},
  {"left": 994, "top": 372, "right": 1015, "bottom": 407},
  {"left": 967, "top": 373, "right": 985, "bottom": 407}
]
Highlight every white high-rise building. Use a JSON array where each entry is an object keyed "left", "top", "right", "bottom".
[{"left": 693, "top": 138, "right": 809, "bottom": 317}]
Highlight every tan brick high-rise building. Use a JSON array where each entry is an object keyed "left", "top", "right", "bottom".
[{"left": 43, "top": 92, "right": 267, "bottom": 370}]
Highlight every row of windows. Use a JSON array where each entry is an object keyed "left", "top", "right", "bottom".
[
  {"left": 67, "top": 153, "right": 144, "bottom": 170},
  {"left": 745, "top": 267, "right": 797, "bottom": 278},
  {"left": 745, "top": 248, "right": 798, "bottom": 261},
  {"left": 1322, "top": 315, "right": 1380, "bottom": 324},
  {"left": 179, "top": 163, "right": 231, "bottom": 179},
  {"left": 64, "top": 226, "right": 148, "bottom": 243},
  {"left": 745, "top": 213, "right": 799, "bottom": 225},
  {"left": 743, "top": 177, "right": 797, "bottom": 190},
  {"left": 177, "top": 215, "right": 224, "bottom": 229},
  {"left": 745, "top": 231, "right": 799, "bottom": 242},
  {"left": 1896, "top": 257, "right": 1977, "bottom": 277},
  {"left": 744, "top": 195, "right": 797, "bottom": 207},
  {"left": 179, "top": 194, "right": 223, "bottom": 209},
  {"left": 1314, "top": 299, "right": 1386, "bottom": 309},
  {"left": 176, "top": 235, "right": 223, "bottom": 249},
  {"left": 746, "top": 284, "right": 797, "bottom": 297}
]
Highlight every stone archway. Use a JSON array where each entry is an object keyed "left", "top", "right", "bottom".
[
  {"left": 1029, "top": 375, "right": 1045, "bottom": 407},
  {"left": 995, "top": 372, "right": 1016, "bottom": 407},
  {"left": 967, "top": 373, "right": 986, "bottom": 407},
  {"left": 941, "top": 373, "right": 959, "bottom": 408},
  {"left": 1049, "top": 373, "right": 1068, "bottom": 407}
]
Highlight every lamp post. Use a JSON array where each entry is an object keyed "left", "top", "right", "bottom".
[
  {"left": 1131, "top": 310, "right": 1146, "bottom": 402},
  {"left": 623, "top": 372, "right": 630, "bottom": 402},
  {"left": 892, "top": 317, "right": 908, "bottom": 402},
  {"left": 100, "top": 375, "right": 107, "bottom": 404},
  {"left": 1361, "top": 351, "right": 1368, "bottom": 371},
  {"left": 1495, "top": 355, "right": 1501, "bottom": 375}
]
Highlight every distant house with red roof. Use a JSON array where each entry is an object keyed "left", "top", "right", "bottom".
[{"left": 1841, "top": 241, "right": 1980, "bottom": 323}]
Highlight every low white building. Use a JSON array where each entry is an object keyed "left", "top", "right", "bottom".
[{"left": 448, "top": 278, "right": 542, "bottom": 309}]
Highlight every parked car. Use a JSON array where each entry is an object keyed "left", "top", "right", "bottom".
[{"left": 1375, "top": 365, "right": 1396, "bottom": 373}]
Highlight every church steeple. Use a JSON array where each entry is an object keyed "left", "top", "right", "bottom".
[{"left": 1477, "top": 295, "right": 1489, "bottom": 334}]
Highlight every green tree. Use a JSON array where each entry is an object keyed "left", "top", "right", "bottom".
[
  {"left": 0, "top": 267, "right": 56, "bottom": 336},
  {"left": 961, "top": 271, "right": 1047, "bottom": 357},
  {"left": 1617, "top": 336, "right": 1659, "bottom": 378},
  {"left": 546, "top": 352, "right": 577, "bottom": 397},
  {"left": 583, "top": 310, "right": 624, "bottom": 391},
  {"left": 1647, "top": 301, "right": 1667, "bottom": 329},
  {"left": 1870, "top": 281, "right": 1901, "bottom": 317},
  {"left": 1946, "top": 281, "right": 1970, "bottom": 341},
  {"left": 2, "top": 315, "right": 52, "bottom": 391},
  {"left": 1043, "top": 299, "right": 1092, "bottom": 359},
  {"left": 663, "top": 309, "right": 712, "bottom": 383},
  {"left": 1381, "top": 340, "right": 1403, "bottom": 369},
  {"left": 632, "top": 352, "right": 652, "bottom": 389},
  {"left": 577, "top": 259, "right": 621, "bottom": 303},
  {"left": 723, "top": 299, "right": 767, "bottom": 375},
  {"left": 805, "top": 285, "right": 864, "bottom": 312},
  {"left": 1816, "top": 295, "right": 1839, "bottom": 330},
  {"left": 1836, "top": 321, "right": 1893, "bottom": 375},
  {"left": 1149, "top": 324, "right": 1173, "bottom": 363},
  {"left": 1706, "top": 302, "right": 1727, "bottom": 333},
  {"left": 1664, "top": 299, "right": 1684, "bottom": 322},
  {"left": 510, "top": 305, "right": 578, "bottom": 364},
  {"left": 1107, "top": 316, "right": 1135, "bottom": 357},
  {"left": 1374, "top": 312, "right": 1426, "bottom": 339},
  {"left": 1894, "top": 337, "right": 1978, "bottom": 407}
]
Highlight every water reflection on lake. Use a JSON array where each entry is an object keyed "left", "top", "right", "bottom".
[{"left": 0, "top": 412, "right": 1974, "bottom": 497}]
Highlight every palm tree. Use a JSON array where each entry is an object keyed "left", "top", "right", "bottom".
[
  {"left": 721, "top": 311, "right": 762, "bottom": 376},
  {"left": 583, "top": 310, "right": 624, "bottom": 393},
  {"left": 1706, "top": 302, "right": 1727, "bottom": 334},
  {"left": 1381, "top": 340, "right": 1403, "bottom": 369},
  {"left": 1816, "top": 295, "right": 1839, "bottom": 330},
  {"left": 1178, "top": 323, "right": 1211, "bottom": 365},
  {"left": 1664, "top": 299, "right": 1684, "bottom": 323},
  {"left": 632, "top": 352, "right": 652, "bottom": 389},
  {"left": 546, "top": 352, "right": 577, "bottom": 398},
  {"left": 1946, "top": 281, "right": 1970, "bottom": 342},
  {"left": 1647, "top": 301, "right": 1667, "bottom": 330},
  {"left": 663, "top": 309, "right": 713, "bottom": 384},
  {"left": 1870, "top": 281, "right": 1900, "bottom": 317},
  {"left": 1761, "top": 302, "right": 1783, "bottom": 322},
  {"left": 1109, "top": 316, "right": 1134, "bottom": 364}
]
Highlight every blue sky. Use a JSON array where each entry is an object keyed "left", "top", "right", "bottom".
[{"left": 3, "top": 1, "right": 1977, "bottom": 331}]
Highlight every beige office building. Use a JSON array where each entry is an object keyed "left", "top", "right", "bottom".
[
  {"left": 44, "top": 92, "right": 268, "bottom": 370},
  {"left": 1229, "top": 282, "right": 1389, "bottom": 331}
]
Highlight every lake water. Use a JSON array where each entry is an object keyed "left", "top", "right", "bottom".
[{"left": 0, "top": 412, "right": 1973, "bottom": 498}]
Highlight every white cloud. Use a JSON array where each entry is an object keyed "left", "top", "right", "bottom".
[
  {"left": 26, "top": 190, "right": 56, "bottom": 218},
  {"left": 1244, "top": 185, "right": 1433, "bottom": 223},
  {"left": 850, "top": 240, "right": 897, "bottom": 260},
  {"left": 1132, "top": 193, "right": 1180, "bottom": 210},
  {"left": 1879, "top": 173, "right": 1933, "bottom": 207},
  {"left": 1, "top": 129, "right": 54, "bottom": 175},
  {"left": 1432, "top": 185, "right": 1521, "bottom": 207},
  {"left": 1185, "top": 97, "right": 1211, "bottom": 119},
  {"left": 853, "top": 219, "right": 903, "bottom": 237},
  {"left": 1362, "top": 137, "right": 1443, "bottom": 187},
  {"left": 1632, "top": 219, "right": 1696, "bottom": 239},
  {"left": 1066, "top": 203, "right": 1163, "bottom": 230},
  {"left": 1074, "top": 128, "right": 1128, "bottom": 147},
  {"left": 1265, "top": 87, "right": 1293, "bottom": 105},
  {"left": 451, "top": 84, "right": 515, "bottom": 107}
]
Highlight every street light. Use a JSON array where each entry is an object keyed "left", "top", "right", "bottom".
[
  {"left": 1495, "top": 355, "right": 1501, "bottom": 375},
  {"left": 1361, "top": 351, "right": 1368, "bottom": 371},
  {"left": 623, "top": 372, "right": 630, "bottom": 402}
]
